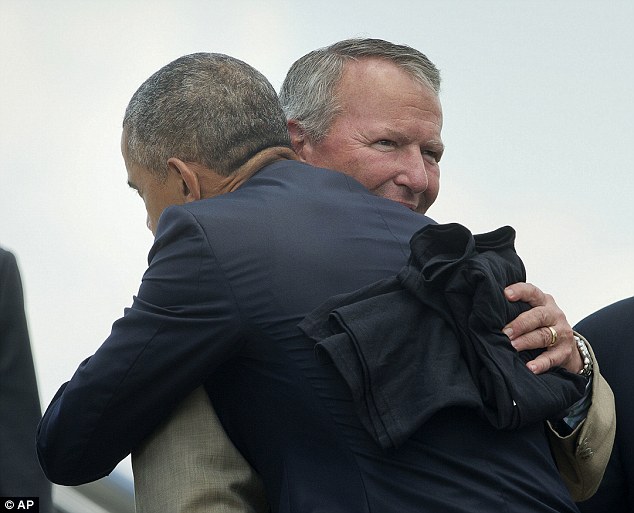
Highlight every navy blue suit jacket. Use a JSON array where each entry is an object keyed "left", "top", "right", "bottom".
[
  {"left": 37, "top": 160, "right": 579, "bottom": 512},
  {"left": 575, "top": 297, "right": 634, "bottom": 512}
]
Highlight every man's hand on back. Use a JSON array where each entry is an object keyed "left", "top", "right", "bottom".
[{"left": 502, "top": 283, "right": 582, "bottom": 375}]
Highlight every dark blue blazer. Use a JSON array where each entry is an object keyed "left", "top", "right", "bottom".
[
  {"left": 575, "top": 297, "right": 634, "bottom": 513},
  {"left": 37, "top": 160, "right": 579, "bottom": 513}
]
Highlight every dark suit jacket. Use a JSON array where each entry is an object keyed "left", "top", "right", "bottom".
[
  {"left": 0, "top": 248, "right": 52, "bottom": 512},
  {"left": 575, "top": 297, "right": 634, "bottom": 512},
  {"left": 37, "top": 161, "right": 579, "bottom": 513}
]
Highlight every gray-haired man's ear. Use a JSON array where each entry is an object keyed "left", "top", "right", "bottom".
[{"left": 286, "top": 120, "right": 311, "bottom": 162}]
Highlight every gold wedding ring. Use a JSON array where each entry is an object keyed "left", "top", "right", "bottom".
[{"left": 547, "top": 326, "right": 558, "bottom": 347}]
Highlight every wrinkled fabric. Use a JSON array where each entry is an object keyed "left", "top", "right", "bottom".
[{"left": 300, "top": 223, "right": 587, "bottom": 449}]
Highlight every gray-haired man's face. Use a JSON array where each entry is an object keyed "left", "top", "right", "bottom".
[{"left": 293, "top": 57, "right": 444, "bottom": 215}]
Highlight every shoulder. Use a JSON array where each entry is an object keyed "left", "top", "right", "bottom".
[
  {"left": 0, "top": 247, "right": 20, "bottom": 298},
  {"left": 0, "top": 246, "right": 17, "bottom": 270},
  {"left": 169, "top": 160, "right": 430, "bottom": 243},
  {"left": 575, "top": 296, "right": 634, "bottom": 339}
]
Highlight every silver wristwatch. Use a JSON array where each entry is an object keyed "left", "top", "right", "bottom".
[{"left": 574, "top": 334, "right": 593, "bottom": 378}]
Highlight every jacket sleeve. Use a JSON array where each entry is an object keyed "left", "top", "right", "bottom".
[
  {"left": 546, "top": 336, "right": 616, "bottom": 501},
  {"left": 132, "top": 387, "right": 269, "bottom": 513},
  {"left": 36, "top": 206, "right": 244, "bottom": 485}
]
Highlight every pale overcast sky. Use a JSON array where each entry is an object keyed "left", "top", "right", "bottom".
[{"left": 1, "top": 0, "right": 633, "bottom": 482}]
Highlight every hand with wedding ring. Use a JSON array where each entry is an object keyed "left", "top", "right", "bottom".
[{"left": 501, "top": 282, "right": 583, "bottom": 375}]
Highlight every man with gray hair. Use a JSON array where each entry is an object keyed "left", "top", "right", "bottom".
[
  {"left": 281, "top": 37, "right": 598, "bottom": 383},
  {"left": 278, "top": 35, "right": 614, "bottom": 500},
  {"left": 127, "top": 41, "right": 613, "bottom": 512}
]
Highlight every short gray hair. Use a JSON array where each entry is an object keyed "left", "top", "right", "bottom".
[
  {"left": 279, "top": 38, "right": 441, "bottom": 142},
  {"left": 123, "top": 52, "right": 291, "bottom": 179}
]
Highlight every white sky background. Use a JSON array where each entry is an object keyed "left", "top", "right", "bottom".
[{"left": 1, "top": 0, "right": 633, "bottom": 482}]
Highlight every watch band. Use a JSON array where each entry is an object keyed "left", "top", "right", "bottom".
[{"left": 574, "top": 334, "right": 593, "bottom": 378}]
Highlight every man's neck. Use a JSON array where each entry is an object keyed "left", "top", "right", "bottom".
[{"left": 201, "top": 146, "right": 298, "bottom": 198}]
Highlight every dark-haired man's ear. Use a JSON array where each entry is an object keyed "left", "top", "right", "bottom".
[{"left": 167, "top": 157, "right": 202, "bottom": 202}]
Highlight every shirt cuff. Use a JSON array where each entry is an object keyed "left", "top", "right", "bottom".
[{"left": 552, "top": 376, "right": 592, "bottom": 435}]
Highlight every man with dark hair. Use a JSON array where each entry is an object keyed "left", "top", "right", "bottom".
[{"left": 134, "top": 40, "right": 615, "bottom": 513}]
